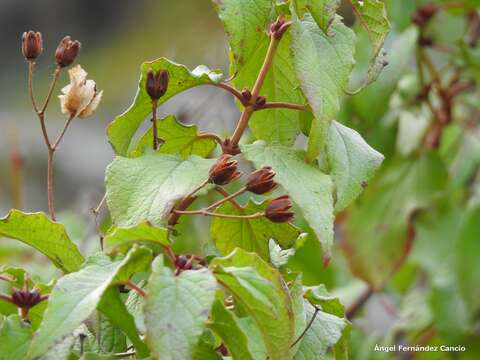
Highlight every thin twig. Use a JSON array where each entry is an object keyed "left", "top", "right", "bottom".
[
  {"left": 47, "top": 149, "right": 56, "bottom": 221},
  {"left": 290, "top": 305, "right": 320, "bottom": 348},
  {"left": 40, "top": 66, "right": 61, "bottom": 114},
  {"left": 172, "top": 209, "right": 264, "bottom": 219},
  {"left": 197, "top": 132, "right": 224, "bottom": 145},
  {"left": 229, "top": 31, "right": 284, "bottom": 147},
  {"left": 162, "top": 245, "right": 177, "bottom": 266},
  {"left": 52, "top": 115, "right": 74, "bottom": 150},
  {"left": 28, "top": 61, "right": 39, "bottom": 113},
  {"left": 346, "top": 286, "right": 374, "bottom": 320},
  {"left": 126, "top": 281, "right": 146, "bottom": 297},
  {"left": 0, "top": 275, "right": 14, "bottom": 282},
  {"left": 214, "top": 186, "right": 242, "bottom": 210},
  {"left": 204, "top": 187, "right": 246, "bottom": 212},
  {"left": 152, "top": 100, "right": 160, "bottom": 150},
  {"left": 0, "top": 293, "right": 15, "bottom": 305},
  {"left": 257, "top": 102, "right": 308, "bottom": 111},
  {"left": 212, "top": 83, "right": 246, "bottom": 105},
  {"left": 92, "top": 193, "right": 107, "bottom": 215}
]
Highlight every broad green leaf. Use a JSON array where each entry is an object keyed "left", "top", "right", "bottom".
[
  {"left": 290, "top": 12, "right": 355, "bottom": 160},
  {"left": 0, "top": 210, "right": 84, "bottom": 273},
  {"left": 145, "top": 256, "right": 217, "bottom": 360},
  {"left": 80, "top": 353, "right": 118, "bottom": 360},
  {"left": 106, "top": 153, "right": 215, "bottom": 227},
  {"left": 193, "top": 330, "right": 223, "bottom": 360},
  {"left": 28, "top": 248, "right": 152, "bottom": 359},
  {"left": 455, "top": 209, "right": 480, "bottom": 313},
  {"left": 0, "top": 315, "right": 33, "bottom": 360},
  {"left": 294, "top": 302, "right": 348, "bottom": 360},
  {"left": 211, "top": 248, "right": 294, "bottom": 360},
  {"left": 107, "top": 58, "right": 222, "bottom": 156},
  {"left": 210, "top": 200, "right": 300, "bottom": 260},
  {"left": 326, "top": 121, "right": 384, "bottom": 212},
  {"left": 303, "top": 284, "right": 345, "bottom": 317},
  {"left": 98, "top": 288, "right": 149, "bottom": 358},
  {"left": 351, "top": 26, "right": 418, "bottom": 123},
  {"left": 209, "top": 299, "right": 256, "bottom": 360},
  {"left": 96, "top": 312, "right": 127, "bottom": 354},
  {"left": 289, "top": 276, "right": 307, "bottom": 359},
  {"left": 349, "top": 0, "right": 390, "bottom": 56},
  {"left": 242, "top": 141, "right": 335, "bottom": 260},
  {"left": 103, "top": 222, "right": 169, "bottom": 253},
  {"left": 269, "top": 239, "right": 296, "bottom": 268},
  {"left": 213, "top": 0, "right": 305, "bottom": 145},
  {"left": 292, "top": 0, "right": 341, "bottom": 35},
  {"left": 131, "top": 115, "right": 217, "bottom": 159},
  {"left": 342, "top": 152, "right": 448, "bottom": 289}
]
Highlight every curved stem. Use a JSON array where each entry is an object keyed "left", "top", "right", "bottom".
[
  {"left": 47, "top": 149, "right": 56, "bottom": 221},
  {"left": 40, "top": 66, "right": 61, "bottom": 114},
  {"left": 205, "top": 187, "right": 246, "bottom": 212},
  {"left": 126, "top": 281, "right": 146, "bottom": 297},
  {"left": 291, "top": 305, "right": 320, "bottom": 348},
  {"left": 152, "top": 100, "right": 159, "bottom": 150},
  {"left": 172, "top": 209, "right": 264, "bottom": 219},
  {"left": 212, "top": 83, "right": 246, "bottom": 105},
  {"left": 197, "top": 132, "right": 223, "bottom": 145},
  {"left": 214, "top": 186, "right": 242, "bottom": 210},
  {"left": 28, "top": 61, "right": 39, "bottom": 113},
  {"left": 346, "top": 286, "right": 374, "bottom": 320},
  {"left": 52, "top": 115, "right": 74, "bottom": 150},
  {"left": 229, "top": 33, "right": 283, "bottom": 147},
  {"left": 257, "top": 102, "right": 308, "bottom": 111},
  {"left": 0, "top": 293, "right": 14, "bottom": 305}
]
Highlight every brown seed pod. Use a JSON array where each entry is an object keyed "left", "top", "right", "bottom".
[
  {"left": 22, "top": 31, "right": 43, "bottom": 60},
  {"left": 246, "top": 166, "right": 278, "bottom": 194},
  {"left": 146, "top": 69, "right": 169, "bottom": 100},
  {"left": 265, "top": 195, "right": 294, "bottom": 223},
  {"left": 209, "top": 154, "right": 242, "bottom": 185},
  {"left": 55, "top": 36, "right": 81, "bottom": 67}
]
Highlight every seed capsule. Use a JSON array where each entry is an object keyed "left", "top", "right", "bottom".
[
  {"left": 146, "top": 69, "right": 169, "bottom": 100},
  {"left": 265, "top": 195, "right": 294, "bottom": 223},
  {"left": 209, "top": 154, "right": 242, "bottom": 185},
  {"left": 22, "top": 31, "right": 43, "bottom": 60},
  {"left": 55, "top": 36, "right": 81, "bottom": 67},
  {"left": 11, "top": 288, "right": 42, "bottom": 309},
  {"left": 241, "top": 88, "right": 252, "bottom": 103},
  {"left": 253, "top": 96, "right": 266, "bottom": 110},
  {"left": 246, "top": 166, "right": 278, "bottom": 194}
]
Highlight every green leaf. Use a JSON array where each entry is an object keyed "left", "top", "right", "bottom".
[
  {"left": 349, "top": 0, "right": 390, "bottom": 56},
  {"left": 103, "top": 222, "right": 169, "bottom": 253},
  {"left": 97, "top": 288, "right": 150, "bottom": 358},
  {"left": 455, "top": 209, "right": 480, "bottom": 313},
  {"left": 193, "top": 330, "right": 223, "bottom": 360},
  {"left": 213, "top": 0, "right": 305, "bottom": 145},
  {"left": 242, "top": 141, "right": 335, "bottom": 260},
  {"left": 106, "top": 153, "right": 215, "bottom": 227},
  {"left": 289, "top": 276, "right": 307, "bottom": 358},
  {"left": 80, "top": 353, "right": 118, "bottom": 360},
  {"left": 0, "top": 210, "right": 84, "bottom": 273},
  {"left": 326, "top": 121, "right": 384, "bottom": 212},
  {"left": 107, "top": 58, "right": 222, "bottom": 156},
  {"left": 27, "top": 248, "right": 152, "bottom": 359},
  {"left": 351, "top": 26, "right": 418, "bottom": 123},
  {"left": 144, "top": 256, "right": 217, "bottom": 360},
  {"left": 211, "top": 248, "right": 294, "bottom": 360},
  {"left": 303, "top": 284, "right": 345, "bottom": 317},
  {"left": 292, "top": 0, "right": 341, "bottom": 35},
  {"left": 290, "top": 12, "right": 356, "bottom": 160},
  {"left": 210, "top": 199, "right": 300, "bottom": 260},
  {"left": 269, "top": 239, "right": 296, "bottom": 268},
  {"left": 293, "top": 302, "right": 348, "bottom": 360},
  {"left": 209, "top": 299, "right": 256, "bottom": 360},
  {"left": 0, "top": 315, "right": 33, "bottom": 360},
  {"left": 342, "top": 152, "right": 448, "bottom": 289},
  {"left": 131, "top": 115, "right": 217, "bottom": 159}
]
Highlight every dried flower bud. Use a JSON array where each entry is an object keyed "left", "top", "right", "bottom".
[
  {"left": 209, "top": 154, "right": 242, "bottom": 185},
  {"left": 253, "top": 96, "right": 266, "bottom": 110},
  {"left": 11, "top": 288, "right": 42, "bottom": 309},
  {"left": 265, "top": 195, "right": 294, "bottom": 223},
  {"left": 22, "top": 31, "right": 43, "bottom": 60},
  {"left": 241, "top": 88, "right": 252, "bottom": 103},
  {"left": 412, "top": 4, "right": 439, "bottom": 26},
  {"left": 270, "top": 17, "right": 290, "bottom": 40},
  {"left": 59, "top": 65, "right": 103, "bottom": 118},
  {"left": 55, "top": 36, "right": 81, "bottom": 67},
  {"left": 146, "top": 69, "right": 169, "bottom": 100},
  {"left": 246, "top": 166, "right": 278, "bottom": 194}
]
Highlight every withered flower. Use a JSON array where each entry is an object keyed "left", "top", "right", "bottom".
[
  {"left": 246, "top": 166, "right": 278, "bottom": 194},
  {"left": 146, "top": 69, "right": 169, "bottom": 100},
  {"left": 412, "top": 4, "right": 439, "bottom": 26},
  {"left": 55, "top": 36, "right": 81, "bottom": 67},
  {"left": 11, "top": 288, "right": 42, "bottom": 309},
  {"left": 209, "top": 154, "right": 242, "bottom": 185},
  {"left": 265, "top": 195, "right": 294, "bottom": 223},
  {"left": 59, "top": 65, "right": 103, "bottom": 118},
  {"left": 21, "top": 31, "right": 43, "bottom": 60}
]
